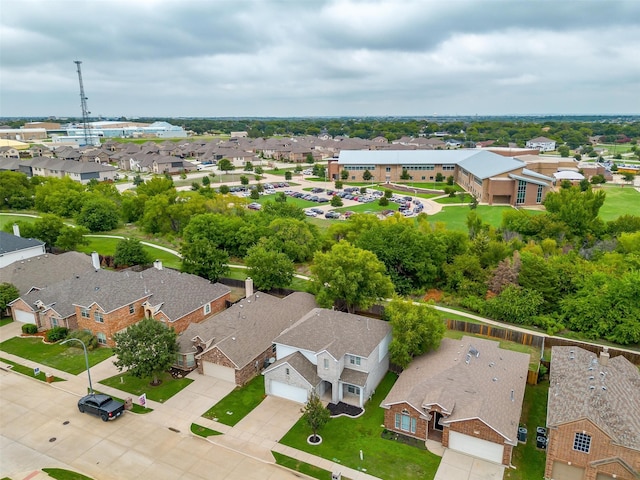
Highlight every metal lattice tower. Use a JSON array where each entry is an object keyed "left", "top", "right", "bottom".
[{"left": 74, "top": 60, "right": 91, "bottom": 145}]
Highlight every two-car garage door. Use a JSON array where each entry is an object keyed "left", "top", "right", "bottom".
[
  {"left": 14, "top": 309, "right": 36, "bottom": 324},
  {"left": 448, "top": 431, "right": 504, "bottom": 464},
  {"left": 270, "top": 381, "right": 308, "bottom": 404}
]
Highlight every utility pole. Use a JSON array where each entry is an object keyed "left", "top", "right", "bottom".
[{"left": 74, "top": 60, "right": 91, "bottom": 146}]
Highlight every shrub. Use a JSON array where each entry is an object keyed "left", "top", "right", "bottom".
[
  {"left": 46, "top": 326, "right": 69, "bottom": 342},
  {"left": 22, "top": 323, "right": 38, "bottom": 334},
  {"left": 458, "top": 295, "right": 485, "bottom": 313},
  {"left": 378, "top": 196, "right": 389, "bottom": 206},
  {"left": 67, "top": 330, "right": 99, "bottom": 350},
  {"left": 334, "top": 180, "right": 343, "bottom": 189},
  {"left": 444, "top": 186, "right": 456, "bottom": 197}
]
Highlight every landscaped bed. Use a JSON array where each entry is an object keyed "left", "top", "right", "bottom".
[
  {"left": 279, "top": 372, "right": 441, "bottom": 480},
  {"left": 202, "top": 375, "right": 265, "bottom": 426},
  {"left": 99, "top": 371, "right": 193, "bottom": 403}
]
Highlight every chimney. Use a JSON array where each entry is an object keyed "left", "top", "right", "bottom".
[
  {"left": 12, "top": 224, "right": 20, "bottom": 237},
  {"left": 91, "top": 251, "right": 100, "bottom": 271},
  {"left": 153, "top": 259, "right": 163, "bottom": 270},
  {"left": 599, "top": 347, "right": 609, "bottom": 367},
  {"left": 245, "top": 277, "right": 254, "bottom": 298}
]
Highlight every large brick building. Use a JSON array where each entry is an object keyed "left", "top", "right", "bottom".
[
  {"left": 545, "top": 346, "right": 640, "bottom": 480},
  {"left": 10, "top": 262, "right": 230, "bottom": 346},
  {"left": 381, "top": 336, "right": 529, "bottom": 466},
  {"left": 328, "top": 150, "right": 557, "bottom": 207}
]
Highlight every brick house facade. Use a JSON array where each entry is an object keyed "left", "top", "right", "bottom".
[{"left": 545, "top": 347, "right": 640, "bottom": 480}]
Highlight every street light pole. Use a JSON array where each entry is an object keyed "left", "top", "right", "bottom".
[{"left": 61, "top": 338, "right": 93, "bottom": 394}]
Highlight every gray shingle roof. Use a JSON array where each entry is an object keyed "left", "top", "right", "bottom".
[
  {"left": 265, "top": 351, "right": 320, "bottom": 387},
  {"left": 0, "top": 251, "right": 94, "bottom": 295},
  {"left": 547, "top": 346, "right": 640, "bottom": 451},
  {"left": 381, "top": 336, "right": 529, "bottom": 444},
  {"left": 180, "top": 292, "right": 318, "bottom": 369},
  {"left": 17, "top": 266, "right": 230, "bottom": 321},
  {"left": 0, "top": 231, "right": 45, "bottom": 255},
  {"left": 274, "top": 309, "right": 391, "bottom": 360}
]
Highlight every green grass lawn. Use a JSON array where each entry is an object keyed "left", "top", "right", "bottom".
[
  {"left": 273, "top": 452, "right": 351, "bottom": 480},
  {"left": 428, "top": 205, "right": 513, "bottom": 231},
  {"left": 334, "top": 202, "right": 398, "bottom": 214},
  {"left": 598, "top": 184, "right": 640, "bottom": 221},
  {"left": 190, "top": 423, "right": 222, "bottom": 437},
  {"left": 254, "top": 194, "right": 318, "bottom": 209},
  {"left": 280, "top": 372, "right": 441, "bottom": 480},
  {"left": 0, "top": 213, "right": 40, "bottom": 230},
  {"left": 434, "top": 193, "right": 474, "bottom": 204},
  {"left": 0, "top": 356, "right": 64, "bottom": 382},
  {"left": 505, "top": 381, "right": 548, "bottom": 480},
  {"left": 0, "top": 338, "right": 114, "bottom": 375},
  {"left": 42, "top": 468, "right": 93, "bottom": 480},
  {"left": 99, "top": 371, "right": 193, "bottom": 403},
  {"left": 0, "top": 317, "right": 13, "bottom": 327},
  {"left": 78, "top": 236, "right": 182, "bottom": 270},
  {"left": 202, "top": 375, "right": 266, "bottom": 426}
]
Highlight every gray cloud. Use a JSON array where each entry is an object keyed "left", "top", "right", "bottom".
[{"left": 1, "top": 0, "right": 639, "bottom": 117}]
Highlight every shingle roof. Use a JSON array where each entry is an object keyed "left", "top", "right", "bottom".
[
  {"left": 265, "top": 351, "right": 320, "bottom": 387},
  {"left": 274, "top": 309, "right": 391, "bottom": 360},
  {"left": 547, "top": 346, "right": 640, "bottom": 451},
  {"left": 180, "top": 292, "right": 318, "bottom": 369},
  {"left": 0, "top": 231, "right": 45, "bottom": 255},
  {"left": 17, "top": 266, "right": 230, "bottom": 321},
  {"left": 0, "top": 251, "right": 94, "bottom": 295},
  {"left": 381, "top": 336, "right": 529, "bottom": 444}
]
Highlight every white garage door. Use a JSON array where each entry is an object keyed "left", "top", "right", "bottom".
[
  {"left": 14, "top": 309, "right": 36, "bottom": 324},
  {"left": 270, "top": 380, "right": 308, "bottom": 404},
  {"left": 202, "top": 361, "right": 236, "bottom": 383},
  {"left": 551, "top": 461, "right": 585, "bottom": 480},
  {"left": 448, "top": 431, "right": 504, "bottom": 464}
]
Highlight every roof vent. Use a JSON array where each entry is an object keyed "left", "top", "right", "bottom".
[
  {"left": 602, "top": 386, "right": 607, "bottom": 391},
  {"left": 510, "top": 390, "right": 514, "bottom": 402},
  {"left": 489, "top": 362, "right": 495, "bottom": 367},
  {"left": 465, "top": 353, "right": 471, "bottom": 365},
  {"left": 589, "top": 385, "right": 595, "bottom": 390},
  {"left": 468, "top": 346, "right": 479, "bottom": 357},
  {"left": 588, "top": 376, "right": 594, "bottom": 380},
  {"left": 493, "top": 377, "right": 498, "bottom": 382}
]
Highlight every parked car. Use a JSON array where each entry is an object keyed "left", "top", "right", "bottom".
[
  {"left": 305, "top": 210, "right": 317, "bottom": 217},
  {"left": 343, "top": 211, "right": 355, "bottom": 218},
  {"left": 311, "top": 208, "right": 324, "bottom": 215},
  {"left": 402, "top": 210, "right": 414, "bottom": 217},
  {"left": 248, "top": 202, "right": 262, "bottom": 210},
  {"left": 324, "top": 211, "right": 341, "bottom": 219},
  {"left": 78, "top": 394, "right": 124, "bottom": 422}
]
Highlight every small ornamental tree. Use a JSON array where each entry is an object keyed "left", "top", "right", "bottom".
[
  {"left": 243, "top": 161, "right": 254, "bottom": 171},
  {"left": 219, "top": 184, "right": 230, "bottom": 194},
  {"left": 341, "top": 169, "right": 349, "bottom": 180},
  {"left": 331, "top": 195, "right": 343, "bottom": 207},
  {"left": 250, "top": 189, "right": 260, "bottom": 200},
  {"left": 201, "top": 175, "right": 210, "bottom": 186},
  {"left": 0, "top": 282, "right": 20, "bottom": 317},
  {"left": 378, "top": 196, "right": 389, "bottom": 206},
  {"left": 400, "top": 169, "right": 410, "bottom": 180},
  {"left": 254, "top": 166, "right": 264, "bottom": 176},
  {"left": 114, "top": 238, "right": 152, "bottom": 267},
  {"left": 435, "top": 172, "right": 444, "bottom": 182},
  {"left": 240, "top": 175, "right": 249, "bottom": 185},
  {"left": 384, "top": 189, "right": 393, "bottom": 198},
  {"left": 113, "top": 318, "right": 178, "bottom": 386},
  {"left": 285, "top": 171, "right": 292, "bottom": 181},
  {"left": 334, "top": 180, "right": 343, "bottom": 189},
  {"left": 301, "top": 392, "right": 330, "bottom": 443},
  {"left": 363, "top": 169, "right": 372, "bottom": 181},
  {"left": 446, "top": 175, "right": 455, "bottom": 186}
]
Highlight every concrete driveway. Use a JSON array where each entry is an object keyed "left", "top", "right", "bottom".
[
  {"left": 434, "top": 449, "right": 505, "bottom": 480},
  {"left": 0, "top": 370, "right": 304, "bottom": 480}
]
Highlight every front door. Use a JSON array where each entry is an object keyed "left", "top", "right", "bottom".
[{"left": 433, "top": 412, "right": 443, "bottom": 431}]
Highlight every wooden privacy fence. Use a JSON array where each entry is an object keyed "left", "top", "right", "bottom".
[{"left": 445, "top": 319, "right": 545, "bottom": 348}]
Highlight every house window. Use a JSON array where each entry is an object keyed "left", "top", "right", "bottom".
[
  {"left": 94, "top": 312, "right": 104, "bottom": 323},
  {"left": 203, "top": 303, "right": 211, "bottom": 315},
  {"left": 573, "top": 432, "right": 591, "bottom": 453},
  {"left": 536, "top": 184, "right": 543, "bottom": 204},
  {"left": 129, "top": 304, "right": 135, "bottom": 314},
  {"left": 285, "top": 368, "right": 290, "bottom": 376},
  {"left": 394, "top": 413, "right": 416, "bottom": 434},
  {"left": 186, "top": 353, "right": 195, "bottom": 367},
  {"left": 516, "top": 180, "right": 527, "bottom": 205},
  {"left": 348, "top": 355, "right": 361, "bottom": 366},
  {"left": 272, "top": 343, "right": 277, "bottom": 354},
  {"left": 386, "top": 167, "right": 391, "bottom": 172},
  {"left": 324, "top": 358, "right": 329, "bottom": 369},
  {"left": 81, "top": 308, "right": 90, "bottom": 318},
  {"left": 97, "top": 332, "right": 107, "bottom": 345},
  {"left": 347, "top": 385, "right": 360, "bottom": 395}
]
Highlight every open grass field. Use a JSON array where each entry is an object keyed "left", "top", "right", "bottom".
[
  {"left": 99, "top": 371, "right": 193, "bottom": 403},
  {"left": 428, "top": 205, "right": 513, "bottom": 231},
  {"left": 78, "top": 236, "right": 182, "bottom": 270},
  {"left": 0, "top": 213, "right": 39, "bottom": 230},
  {"left": 280, "top": 372, "right": 441, "bottom": 480},
  {"left": 598, "top": 184, "right": 640, "bottom": 221},
  {"left": 434, "top": 193, "right": 473, "bottom": 204},
  {"left": 0, "top": 337, "right": 114, "bottom": 375}
]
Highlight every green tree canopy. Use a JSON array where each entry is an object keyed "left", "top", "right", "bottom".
[
  {"left": 218, "top": 158, "right": 234, "bottom": 173},
  {"left": 0, "top": 171, "right": 34, "bottom": 209},
  {"left": 181, "top": 238, "right": 229, "bottom": 282},
  {"left": 136, "top": 176, "right": 175, "bottom": 197},
  {"left": 543, "top": 186, "right": 606, "bottom": 238},
  {"left": 0, "top": 282, "right": 20, "bottom": 316},
  {"left": 310, "top": 241, "right": 394, "bottom": 313},
  {"left": 114, "top": 238, "right": 152, "bottom": 267},
  {"left": 76, "top": 198, "right": 120, "bottom": 232},
  {"left": 245, "top": 244, "right": 295, "bottom": 291},
  {"left": 112, "top": 318, "right": 178, "bottom": 385},
  {"left": 385, "top": 299, "right": 445, "bottom": 369}
]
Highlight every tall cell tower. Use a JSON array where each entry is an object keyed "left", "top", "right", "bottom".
[{"left": 74, "top": 60, "right": 91, "bottom": 145}]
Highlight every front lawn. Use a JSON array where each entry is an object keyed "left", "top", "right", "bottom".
[
  {"left": 279, "top": 372, "right": 441, "bottom": 480},
  {"left": 0, "top": 317, "right": 13, "bottom": 327},
  {"left": 273, "top": 452, "right": 351, "bottom": 480},
  {"left": 190, "top": 423, "right": 222, "bottom": 437},
  {"left": 0, "top": 337, "right": 113, "bottom": 375},
  {"left": 42, "top": 468, "right": 93, "bottom": 480},
  {"left": 202, "top": 374, "right": 265, "bottom": 426},
  {"left": 505, "top": 381, "right": 548, "bottom": 480},
  {"left": 0, "top": 356, "right": 64, "bottom": 382},
  {"left": 99, "top": 371, "right": 193, "bottom": 403}
]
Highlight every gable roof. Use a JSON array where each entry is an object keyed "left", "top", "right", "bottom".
[
  {"left": 527, "top": 136, "right": 555, "bottom": 143},
  {"left": 264, "top": 351, "right": 321, "bottom": 387},
  {"left": 381, "top": 336, "right": 529, "bottom": 444},
  {"left": 180, "top": 291, "right": 318, "bottom": 369},
  {"left": 17, "top": 266, "right": 230, "bottom": 320},
  {"left": 547, "top": 346, "right": 640, "bottom": 451},
  {"left": 274, "top": 309, "right": 391, "bottom": 360},
  {"left": 0, "top": 251, "right": 94, "bottom": 295},
  {"left": 0, "top": 231, "right": 45, "bottom": 255}
]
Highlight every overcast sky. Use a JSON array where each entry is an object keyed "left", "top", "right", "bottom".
[{"left": 2, "top": 0, "right": 640, "bottom": 118}]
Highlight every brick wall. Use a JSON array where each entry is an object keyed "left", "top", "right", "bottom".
[
  {"left": 164, "top": 294, "right": 228, "bottom": 334},
  {"left": 383, "top": 402, "right": 429, "bottom": 441},
  {"left": 76, "top": 299, "right": 148, "bottom": 347},
  {"left": 197, "top": 343, "right": 274, "bottom": 386},
  {"left": 197, "top": 346, "right": 235, "bottom": 374},
  {"left": 545, "top": 420, "right": 640, "bottom": 480}
]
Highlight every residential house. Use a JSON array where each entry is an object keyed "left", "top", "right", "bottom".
[
  {"left": 177, "top": 290, "right": 317, "bottom": 385},
  {"left": 151, "top": 155, "right": 195, "bottom": 174},
  {"left": 23, "top": 156, "right": 117, "bottom": 183},
  {"left": 381, "top": 336, "right": 529, "bottom": 466},
  {"left": 545, "top": 346, "right": 640, "bottom": 480},
  {"left": 526, "top": 136, "right": 557, "bottom": 152},
  {"left": 263, "top": 309, "right": 391, "bottom": 407},
  {"left": 0, "top": 146, "right": 20, "bottom": 159},
  {"left": 0, "top": 230, "right": 46, "bottom": 268},
  {"left": 9, "top": 261, "right": 231, "bottom": 345}
]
